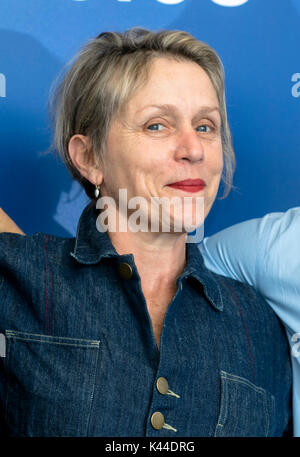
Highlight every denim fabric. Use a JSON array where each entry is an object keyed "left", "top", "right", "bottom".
[
  {"left": 0, "top": 202, "right": 292, "bottom": 437},
  {"left": 200, "top": 208, "right": 300, "bottom": 436}
]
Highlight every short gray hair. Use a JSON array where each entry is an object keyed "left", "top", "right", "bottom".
[{"left": 50, "top": 28, "right": 235, "bottom": 199}]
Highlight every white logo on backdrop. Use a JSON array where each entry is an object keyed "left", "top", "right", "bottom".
[
  {"left": 74, "top": 0, "right": 185, "bottom": 3},
  {"left": 74, "top": 0, "right": 248, "bottom": 5},
  {"left": 155, "top": 0, "right": 184, "bottom": 4},
  {"left": 118, "top": 0, "right": 184, "bottom": 3},
  {"left": 291, "top": 73, "right": 300, "bottom": 98},
  {"left": 211, "top": 0, "right": 248, "bottom": 6},
  {"left": 0, "top": 73, "right": 6, "bottom": 98}
]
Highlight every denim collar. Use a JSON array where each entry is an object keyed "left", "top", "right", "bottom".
[
  {"left": 183, "top": 242, "right": 224, "bottom": 312},
  {"left": 70, "top": 201, "right": 119, "bottom": 264},
  {"left": 71, "top": 202, "right": 223, "bottom": 312}
]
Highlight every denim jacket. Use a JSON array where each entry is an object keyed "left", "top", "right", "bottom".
[{"left": 0, "top": 203, "right": 292, "bottom": 437}]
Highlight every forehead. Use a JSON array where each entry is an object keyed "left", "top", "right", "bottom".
[{"left": 125, "top": 57, "right": 219, "bottom": 115}]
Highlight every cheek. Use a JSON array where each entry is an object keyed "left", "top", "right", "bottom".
[
  {"left": 214, "top": 141, "right": 224, "bottom": 168},
  {"left": 204, "top": 148, "right": 223, "bottom": 205},
  {"left": 207, "top": 146, "right": 224, "bottom": 178}
]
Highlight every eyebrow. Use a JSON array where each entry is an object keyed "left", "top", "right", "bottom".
[{"left": 136, "top": 103, "right": 221, "bottom": 119}]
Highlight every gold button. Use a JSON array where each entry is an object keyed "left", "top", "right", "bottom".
[
  {"left": 156, "top": 377, "right": 169, "bottom": 395},
  {"left": 119, "top": 262, "right": 133, "bottom": 280},
  {"left": 151, "top": 411, "right": 165, "bottom": 430}
]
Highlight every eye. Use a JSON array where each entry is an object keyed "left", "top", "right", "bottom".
[
  {"left": 195, "top": 124, "right": 213, "bottom": 133},
  {"left": 147, "top": 123, "right": 165, "bottom": 131}
]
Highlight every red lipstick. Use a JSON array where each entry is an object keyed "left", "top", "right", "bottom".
[{"left": 168, "top": 179, "right": 206, "bottom": 193}]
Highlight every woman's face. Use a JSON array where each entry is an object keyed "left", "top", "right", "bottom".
[{"left": 100, "top": 57, "right": 223, "bottom": 234}]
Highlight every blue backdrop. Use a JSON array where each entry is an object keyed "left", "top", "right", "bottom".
[{"left": 0, "top": 0, "right": 299, "bottom": 237}]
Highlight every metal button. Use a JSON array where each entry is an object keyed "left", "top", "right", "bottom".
[
  {"left": 156, "top": 377, "right": 169, "bottom": 395},
  {"left": 119, "top": 262, "right": 133, "bottom": 280},
  {"left": 151, "top": 411, "right": 165, "bottom": 430}
]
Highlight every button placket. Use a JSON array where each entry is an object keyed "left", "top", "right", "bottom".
[
  {"left": 156, "top": 377, "right": 169, "bottom": 395},
  {"left": 151, "top": 411, "right": 165, "bottom": 430},
  {"left": 150, "top": 411, "right": 177, "bottom": 433},
  {"left": 150, "top": 376, "right": 180, "bottom": 433},
  {"left": 156, "top": 377, "right": 180, "bottom": 398}
]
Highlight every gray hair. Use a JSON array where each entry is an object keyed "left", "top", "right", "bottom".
[{"left": 50, "top": 28, "right": 235, "bottom": 199}]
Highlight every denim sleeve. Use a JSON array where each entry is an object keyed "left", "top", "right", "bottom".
[{"left": 0, "top": 232, "right": 32, "bottom": 331}]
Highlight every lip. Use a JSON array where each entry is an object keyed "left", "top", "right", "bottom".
[{"left": 167, "top": 179, "right": 206, "bottom": 193}]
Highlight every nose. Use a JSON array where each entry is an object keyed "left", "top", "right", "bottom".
[{"left": 174, "top": 127, "right": 205, "bottom": 163}]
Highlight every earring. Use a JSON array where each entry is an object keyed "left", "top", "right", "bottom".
[{"left": 94, "top": 184, "right": 100, "bottom": 198}]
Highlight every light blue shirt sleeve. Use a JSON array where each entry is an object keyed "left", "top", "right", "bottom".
[{"left": 199, "top": 207, "right": 300, "bottom": 436}]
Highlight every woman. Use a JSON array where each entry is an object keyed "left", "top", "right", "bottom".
[{"left": 0, "top": 29, "right": 292, "bottom": 437}]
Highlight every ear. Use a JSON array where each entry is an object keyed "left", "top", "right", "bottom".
[{"left": 68, "top": 134, "right": 103, "bottom": 186}]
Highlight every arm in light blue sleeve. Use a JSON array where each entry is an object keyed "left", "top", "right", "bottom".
[
  {"left": 199, "top": 217, "right": 262, "bottom": 288},
  {"left": 199, "top": 208, "right": 300, "bottom": 329}
]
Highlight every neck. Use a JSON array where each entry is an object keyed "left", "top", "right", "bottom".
[{"left": 108, "top": 228, "right": 187, "bottom": 295}]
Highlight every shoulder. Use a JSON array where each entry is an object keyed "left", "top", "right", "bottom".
[
  {"left": 256, "top": 208, "right": 300, "bottom": 291},
  {"left": 201, "top": 207, "right": 300, "bottom": 287},
  {"left": 203, "top": 206, "right": 300, "bottom": 251},
  {"left": 262, "top": 207, "right": 300, "bottom": 253}
]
